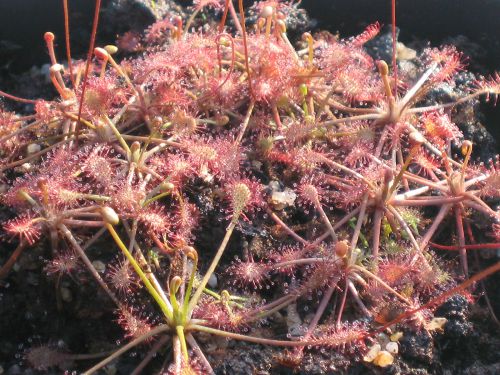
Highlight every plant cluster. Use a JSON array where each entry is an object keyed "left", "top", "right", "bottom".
[{"left": 0, "top": 0, "right": 499, "bottom": 373}]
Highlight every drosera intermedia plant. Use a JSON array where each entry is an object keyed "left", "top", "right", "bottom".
[
  {"left": 0, "top": 0, "right": 499, "bottom": 373},
  {"left": 86, "top": 176, "right": 369, "bottom": 373},
  {"left": 83, "top": 189, "right": 316, "bottom": 374}
]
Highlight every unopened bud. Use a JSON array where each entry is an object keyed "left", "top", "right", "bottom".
[
  {"left": 335, "top": 240, "right": 349, "bottom": 258},
  {"left": 131, "top": 141, "right": 141, "bottom": 153},
  {"left": 101, "top": 206, "right": 120, "bottom": 225},
  {"left": 160, "top": 182, "right": 175, "bottom": 193},
  {"left": 44, "top": 32, "right": 55, "bottom": 43},
  {"left": 261, "top": 5, "right": 274, "bottom": 18},
  {"left": 50, "top": 64, "right": 64, "bottom": 74},
  {"left": 377, "top": 60, "right": 389, "bottom": 76},
  {"left": 94, "top": 47, "right": 110, "bottom": 60},
  {"left": 104, "top": 45, "right": 118, "bottom": 55},
  {"left": 130, "top": 141, "right": 141, "bottom": 163},
  {"left": 461, "top": 140, "right": 473, "bottom": 156},
  {"left": 44, "top": 32, "right": 57, "bottom": 66}
]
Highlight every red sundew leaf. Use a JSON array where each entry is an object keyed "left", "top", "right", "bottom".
[{"left": 3, "top": 214, "right": 42, "bottom": 245}]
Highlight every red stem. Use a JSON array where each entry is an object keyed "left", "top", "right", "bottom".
[
  {"left": 373, "top": 262, "right": 500, "bottom": 335},
  {"left": 430, "top": 242, "right": 500, "bottom": 251},
  {"left": 455, "top": 205, "right": 469, "bottom": 276},
  {"left": 75, "top": 0, "right": 102, "bottom": 146},
  {"left": 0, "top": 241, "right": 28, "bottom": 279},
  {"left": 219, "top": 0, "right": 231, "bottom": 33},
  {"left": 391, "top": 0, "right": 398, "bottom": 97},
  {"left": 238, "top": 0, "right": 253, "bottom": 96},
  {"left": 0, "top": 89, "right": 36, "bottom": 104},
  {"left": 63, "top": 0, "right": 75, "bottom": 88}
]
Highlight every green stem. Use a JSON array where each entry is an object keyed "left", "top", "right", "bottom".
[
  {"left": 176, "top": 326, "right": 189, "bottom": 361},
  {"left": 103, "top": 115, "right": 131, "bottom": 155},
  {"left": 143, "top": 191, "right": 171, "bottom": 207},
  {"left": 181, "top": 259, "right": 197, "bottom": 322},
  {"left": 105, "top": 223, "right": 174, "bottom": 322},
  {"left": 187, "top": 221, "right": 236, "bottom": 314}
]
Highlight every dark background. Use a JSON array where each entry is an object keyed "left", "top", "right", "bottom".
[{"left": 0, "top": 0, "right": 106, "bottom": 73}]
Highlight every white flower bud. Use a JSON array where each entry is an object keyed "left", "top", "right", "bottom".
[{"left": 101, "top": 206, "right": 120, "bottom": 225}]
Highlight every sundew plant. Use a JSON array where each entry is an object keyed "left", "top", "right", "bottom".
[{"left": 0, "top": 0, "right": 499, "bottom": 373}]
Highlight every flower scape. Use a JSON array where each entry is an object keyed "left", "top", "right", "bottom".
[{"left": 0, "top": 0, "right": 499, "bottom": 373}]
